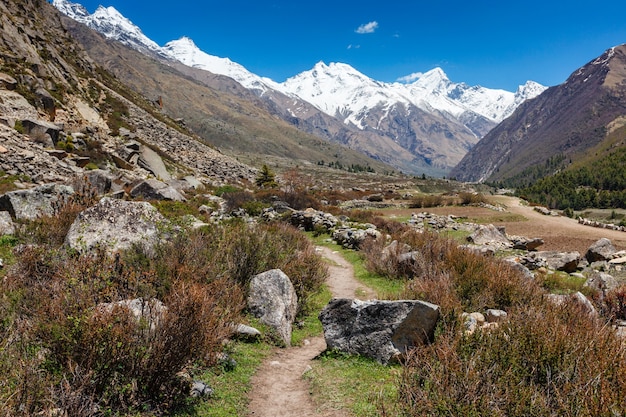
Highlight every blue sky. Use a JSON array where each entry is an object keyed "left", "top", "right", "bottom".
[{"left": 71, "top": 0, "right": 626, "bottom": 91}]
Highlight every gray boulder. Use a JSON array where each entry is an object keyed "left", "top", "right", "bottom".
[
  {"left": 96, "top": 298, "right": 167, "bottom": 331},
  {"left": 0, "top": 183, "right": 74, "bottom": 220},
  {"left": 65, "top": 197, "right": 168, "bottom": 254},
  {"left": 138, "top": 145, "right": 171, "bottom": 181},
  {"left": 584, "top": 271, "right": 618, "bottom": 297},
  {"left": 0, "top": 211, "right": 15, "bottom": 235},
  {"left": 234, "top": 323, "right": 262, "bottom": 341},
  {"left": 290, "top": 208, "right": 338, "bottom": 232},
  {"left": 319, "top": 298, "right": 440, "bottom": 364},
  {"left": 585, "top": 238, "right": 616, "bottom": 263},
  {"left": 21, "top": 118, "right": 62, "bottom": 143},
  {"left": 509, "top": 235, "right": 544, "bottom": 251},
  {"left": 247, "top": 269, "right": 298, "bottom": 346},
  {"left": 467, "top": 224, "right": 512, "bottom": 249},
  {"left": 130, "top": 179, "right": 186, "bottom": 201},
  {"left": 332, "top": 226, "right": 381, "bottom": 249},
  {"left": 526, "top": 251, "right": 581, "bottom": 273}
]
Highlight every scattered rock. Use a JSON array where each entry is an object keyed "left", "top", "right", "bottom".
[
  {"left": 96, "top": 298, "right": 167, "bottom": 331},
  {"left": 332, "top": 226, "right": 381, "bottom": 249},
  {"left": 234, "top": 323, "right": 262, "bottom": 341},
  {"left": 524, "top": 251, "right": 581, "bottom": 273},
  {"left": 319, "top": 298, "right": 440, "bottom": 364},
  {"left": 584, "top": 271, "right": 618, "bottom": 297},
  {"left": 190, "top": 381, "right": 213, "bottom": 398},
  {"left": 485, "top": 309, "right": 508, "bottom": 323},
  {"left": 247, "top": 269, "right": 298, "bottom": 346},
  {"left": 290, "top": 208, "right": 338, "bottom": 232}
]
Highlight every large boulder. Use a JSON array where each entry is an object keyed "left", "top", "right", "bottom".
[
  {"left": 585, "top": 238, "right": 616, "bottom": 263},
  {"left": 130, "top": 179, "right": 186, "bottom": 201},
  {"left": 467, "top": 224, "right": 512, "bottom": 249},
  {"left": 525, "top": 251, "right": 581, "bottom": 273},
  {"left": 290, "top": 208, "right": 338, "bottom": 232},
  {"left": 319, "top": 298, "right": 440, "bottom": 364},
  {"left": 247, "top": 269, "right": 298, "bottom": 346},
  {"left": 0, "top": 183, "right": 74, "bottom": 220},
  {"left": 96, "top": 298, "right": 167, "bottom": 331},
  {"left": 65, "top": 197, "right": 168, "bottom": 254},
  {"left": 332, "top": 226, "right": 381, "bottom": 249}
]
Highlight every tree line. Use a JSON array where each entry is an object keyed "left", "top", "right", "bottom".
[{"left": 516, "top": 148, "right": 626, "bottom": 210}]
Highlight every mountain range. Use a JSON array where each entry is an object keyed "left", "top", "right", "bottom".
[
  {"left": 52, "top": 0, "right": 546, "bottom": 176},
  {"left": 451, "top": 44, "right": 626, "bottom": 184}
]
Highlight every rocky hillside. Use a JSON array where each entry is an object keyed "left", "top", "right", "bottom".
[
  {"left": 451, "top": 44, "right": 626, "bottom": 184},
  {"left": 0, "top": 0, "right": 259, "bottom": 192}
]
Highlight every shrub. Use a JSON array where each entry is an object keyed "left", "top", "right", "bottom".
[
  {"left": 459, "top": 192, "right": 488, "bottom": 205},
  {"left": 398, "top": 302, "right": 626, "bottom": 416},
  {"left": 409, "top": 194, "right": 444, "bottom": 208}
]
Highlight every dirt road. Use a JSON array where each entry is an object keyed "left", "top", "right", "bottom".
[
  {"left": 247, "top": 246, "right": 374, "bottom": 417},
  {"left": 493, "top": 196, "right": 626, "bottom": 254}
]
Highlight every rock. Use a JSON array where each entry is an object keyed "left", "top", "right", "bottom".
[
  {"left": 318, "top": 298, "right": 440, "bottom": 364},
  {"left": 96, "top": 298, "right": 167, "bottom": 331},
  {"left": 247, "top": 269, "right": 298, "bottom": 346},
  {"left": 585, "top": 238, "right": 616, "bottom": 263},
  {"left": 485, "top": 309, "right": 508, "bottom": 323},
  {"left": 290, "top": 208, "right": 338, "bottom": 232},
  {"left": 584, "top": 271, "right": 618, "bottom": 297},
  {"left": 72, "top": 170, "right": 112, "bottom": 196},
  {"left": 545, "top": 291, "right": 597, "bottom": 316},
  {"left": 527, "top": 251, "right": 581, "bottom": 273},
  {"left": 234, "top": 323, "right": 261, "bottom": 341},
  {"left": 0, "top": 211, "right": 15, "bottom": 235},
  {"left": 130, "top": 179, "right": 186, "bottom": 201},
  {"left": 21, "top": 118, "right": 62, "bottom": 143},
  {"left": 469, "top": 312, "right": 485, "bottom": 325},
  {"left": 502, "top": 257, "right": 534, "bottom": 279},
  {"left": 65, "top": 197, "right": 168, "bottom": 254},
  {"left": 0, "top": 183, "right": 74, "bottom": 220},
  {"left": 190, "top": 381, "right": 213, "bottom": 398},
  {"left": 466, "top": 224, "right": 512, "bottom": 249},
  {"left": 138, "top": 145, "right": 171, "bottom": 181},
  {"left": 0, "top": 73, "right": 17, "bottom": 90},
  {"left": 509, "top": 235, "right": 544, "bottom": 251},
  {"left": 332, "top": 226, "right": 381, "bottom": 249}
]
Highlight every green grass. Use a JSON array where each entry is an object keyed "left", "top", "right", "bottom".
[
  {"left": 292, "top": 285, "right": 333, "bottom": 346},
  {"left": 308, "top": 233, "right": 405, "bottom": 299},
  {"left": 178, "top": 341, "right": 272, "bottom": 417},
  {"left": 305, "top": 351, "right": 402, "bottom": 417}
]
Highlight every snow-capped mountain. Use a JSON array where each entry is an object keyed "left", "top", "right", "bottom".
[{"left": 53, "top": 0, "right": 547, "bottom": 175}]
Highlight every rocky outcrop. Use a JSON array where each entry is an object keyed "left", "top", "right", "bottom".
[
  {"left": 0, "top": 183, "right": 74, "bottom": 220},
  {"left": 332, "top": 225, "right": 381, "bottom": 249},
  {"left": 290, "top": 208, "right": 339, "bottom": 232},
  {"left": 247, "top": 269, "right": 298, "bottom": 346},
  {"left": 65, "top": 197, "right": 168, "bottom": 254},
  {"left": 319, "top": 298, "right": 440, "bottom": 364}
]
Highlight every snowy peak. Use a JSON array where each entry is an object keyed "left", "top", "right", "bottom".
[{"left": 53, "top": 0, "right": 160, "bottom": 53}]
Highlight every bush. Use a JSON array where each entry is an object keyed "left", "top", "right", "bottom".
[
  {"left": 398, "top": 302, "right": 626, "bottom": 416},
  {"left": 459, "top": 192, "right": 488, "bottom": 205}
]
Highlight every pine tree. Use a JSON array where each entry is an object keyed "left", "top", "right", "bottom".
[{"left": 255, "top": 164, "right": 277, "bottom": 188}]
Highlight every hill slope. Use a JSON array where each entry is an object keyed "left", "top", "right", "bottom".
[{"left": 451, "top": 44, "right": 626, "bottom": 184}]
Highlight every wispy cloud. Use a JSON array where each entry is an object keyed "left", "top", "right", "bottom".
[
  {"left": 355, "top": 21, "right": 379, "bottom": 34},
  {"left": 347, "top": 44, "right": 361, "bottom": 50},
  {"left": 396, "top": 72, "right": 423, "bottom": 83}
]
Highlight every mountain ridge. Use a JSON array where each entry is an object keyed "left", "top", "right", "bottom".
[
  {"left": 451, "top": 44, "right": 626, "bottom": 184},
  {"left": 52, "top": 0, "right": 547, "bottom": 176}
]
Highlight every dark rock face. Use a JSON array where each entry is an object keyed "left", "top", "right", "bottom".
[{"left": 319, "top": 298, "right": 440, "bottom": 364}]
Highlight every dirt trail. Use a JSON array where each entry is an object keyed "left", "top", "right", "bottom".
[
  {"left": 247, "top": 246, "right": 374, "bottom": 417},
  {"left": 493, "top": 196, "right": 626, "bottom": 253}
]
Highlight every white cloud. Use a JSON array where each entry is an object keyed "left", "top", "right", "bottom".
[
  {"left": 355, "top": 21, "right": 378, "bottom": 34},
  {"left": 347, "top": 44, "right": 361, "bottom": 50},
  {"left": 396, "top": 72, "right": 423, "bottom": 83}
]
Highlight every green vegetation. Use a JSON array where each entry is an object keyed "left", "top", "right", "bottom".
[
  {"left": 517, "top": 148, "right": 626, "bottom": 210},
  {"left": 0, "top": 195, "right": 327, "bottom": 415},
  {"left": 255, "top": 164, "right": 278, "bottom": 188}
]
